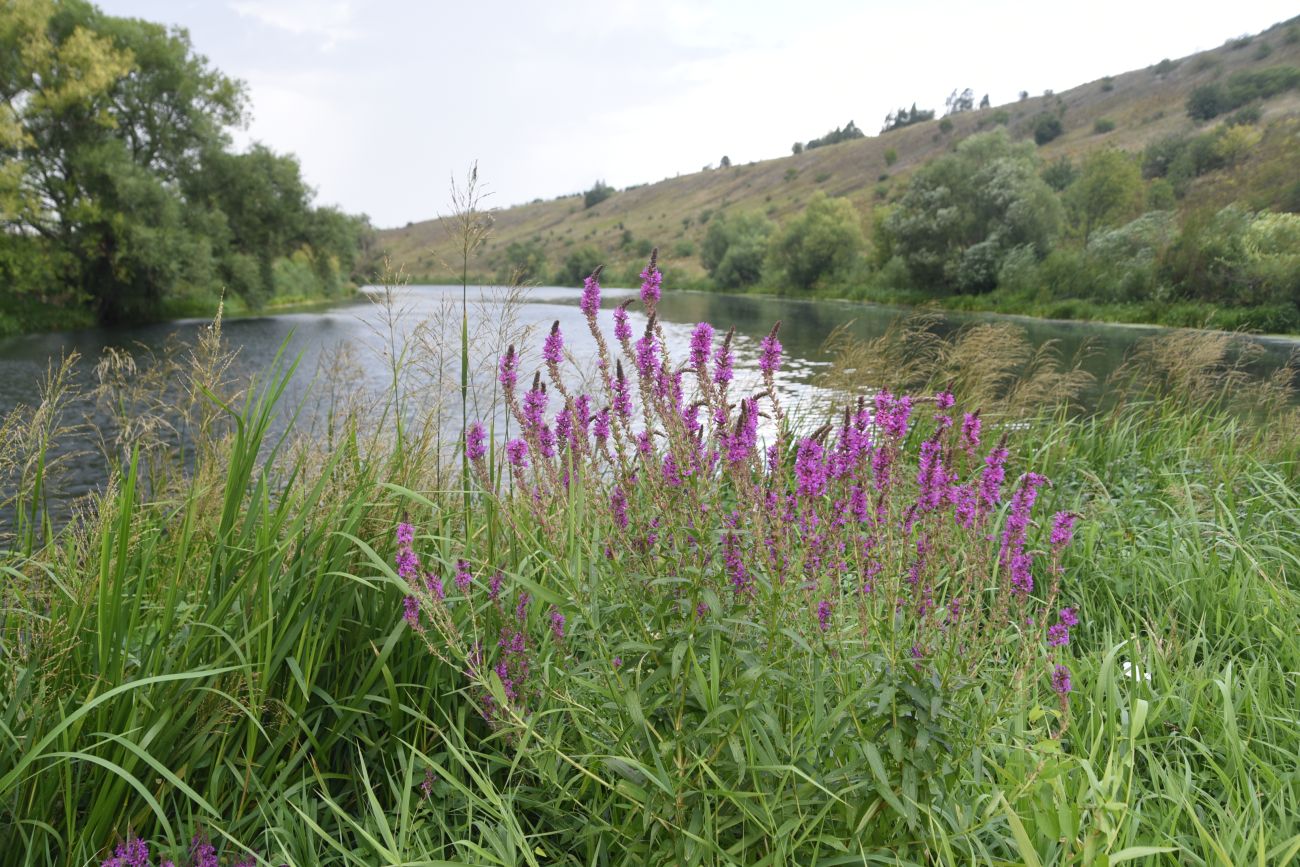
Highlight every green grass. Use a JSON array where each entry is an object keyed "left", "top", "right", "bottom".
[{"left": 1, "top": 326, "right": 1298, "bottom": 864}]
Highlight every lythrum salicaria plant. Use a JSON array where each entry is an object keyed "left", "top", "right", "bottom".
[{"left": 393, "top": 250, "right": 1081, "bottom": 851}]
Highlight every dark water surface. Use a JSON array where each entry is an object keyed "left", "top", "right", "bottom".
[{"left": 2, "top": 285, "right": 1297, "bottom": 520}]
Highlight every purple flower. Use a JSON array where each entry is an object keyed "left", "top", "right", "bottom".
[
  {"left": 489, "top": 571, "right": 503, "bottom": 600},
  {"left": 549, "top": 607, "right": 566, "bottom": 639},
  {"left": 506, "top": 438, "right": 529, "bottom": 468},
  {"left": 396, "top": 547, "right": 420, "bottom": 581},
  {"left": 714, "top": 342, "right": 734, "bottom": 385},
  {"left": 794, "top": 438, "right": 828, "bottom": 499},
  {"left": 189, "top": 835, "right": 219, "bottom": 867},
  {"left": 960, "top": 412, "right": 982, "bottom": 455},
  {"left": 403, "top": 595, "right": 420, "bottom": 627},
  {"left": 1050, "top": 512, "right": 1078, "bottom": 548},
  {"left": 397, "top": 522, "right": 415, "bottom": 547},
  {"left": 455, "top": 559, "right": 473, "bottom": 593},
  {"left": 816, "top": 599, "right": 832, "bottom": 632},
  {"left": 421, "top": 768, "right": 437, "bottom": 799},
  {"left": 874, "top": 390, "right": 913, "bottom": 439},
  {"left": 916, "top": 438, "right": 948, "bottom": 511},
  {"left": 689, "top": 322, "right": 714, "bottom": 368},
  {"left": 426, "top": 571, "right": 445, "bottom": 599},
  {"left": 522, "top": 382, "right": 549, "bottom": 429},
  {"left": 758, "top": 323, "right": 782, "bottom": 377},
  {"left": 1051, "top": 664, "right": 1072, "bottom": 695},
  {"left": 724, "top": 530, "right": 750, "bottom": 593},
  {"left": 935, "top": 390, "right": 955, "bottom": 410},
  {"left": 662, "top": 452, "right": 685, "bottom": 487},
  {"left": 613, "top": 303, "right": 632, "bottom": 342},
  {"left": 612, "top": 362, "right": 633, "bottom": 418},
  {"left": 593, "top": 409, "right": 611, "bottom": 441},
  {"left": 634, "top": 331, "right": 657, "bottom": 379},
  {"left": 102, "top": 838, "right": 150, "bottom": 867},
  {"left": 543, "top": 320, "right": 564, "bottom": 364},
  {"left": 1047, "top": 623, "right": 1070, "bottom": 646},
  {"left": 639, "top": 254, "right": 662, "bottom": 307},
  {"left": 724, "top": 399, "right": 758, "bottom": 465},
  {"left": 1059, "top": 606, "right": 1079, "bottom": 627},
  {"left": 466, "top": 421, "right": 487, "bottom": 461},
  {"left": 498, "top": 346, "right": 518, "bottom": 391},
  {"left": 611, "top": 486, "right": 629, "bottom": 529},
  {"left": 613, "top": 656, "right": 623, "bottom": 669},
  {"left": 580, "top": 271, "right": 602, "bottom": 317}
]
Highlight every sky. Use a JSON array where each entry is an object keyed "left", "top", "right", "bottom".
[{"left": 95, "top": 0, "right": 1299, "bottom": 228}]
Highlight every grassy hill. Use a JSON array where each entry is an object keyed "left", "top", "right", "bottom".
[{"left": 380, "top": 17, "right": 1300, "bottom": 297}]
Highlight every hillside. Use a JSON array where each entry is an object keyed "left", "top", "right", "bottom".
[{"left": 380, "top": 17, "right": 1300, "bottom": 295}]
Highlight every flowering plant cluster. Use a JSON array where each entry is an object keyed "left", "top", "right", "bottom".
[
  {"left": 100, "top": 833, "right": 255, "bottom": 867},
  {"left": 396, "top": 249, "right": 1080, "bottom": 757}
]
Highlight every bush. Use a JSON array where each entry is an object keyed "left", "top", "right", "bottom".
[
  {"left": 1093, "top": 118, "right": 1116, "bottom": 134},
  {"left": 939, "top": 117, "right": 954, "bottom": 134},
  {"left": 766, "top": 191, "right": 864, "bottom": 291},
  {"left": 1101, "top": 76, "right": 1115, "bottom": 92},
  {"left": 1186, "top": 83, "right": 1225, "bottom": 121},
  {"left": 884, "top": 147, "right": 898, "bottom": 167},
  {"left": 700, "top": 212, "right": 775, "bottom": 290},
  {"left": 1032, "top": 113, "right": 1063, "bottom": 145}
]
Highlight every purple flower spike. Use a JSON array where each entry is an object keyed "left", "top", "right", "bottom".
[
  {"left": 759, "top": 322, "right": 783, "bottom": 377},
  {"left": 455, "top": 559, "right": 473, "bottom": 593},
  {"left": 549, "top": 606, "right": 566, "bottom": 639},
  {"left": 816, "top": 599, "right": 832, "bottom": 632},
  {"left": 1051, "top": 664, "right": 1072, "bottom": 695},
  {"left": 639, "top": 249, "right": 662, "bottom": 307},
  {"left": 403, "top": 595, "right": 420, "bottom": 627},
  {"left": 506, "top": 438, "right": 529, "bottom": 468},
  {"left": 466, "top": 421, "right": 487, "bottom": 461},
  {"left": 580, "top": 267, "right": 603, "bottom": 317},
  {"left": 543, "top": 320, "right": 564, "bottom": 365},
  {"left": 498, "top": 346, "right": 518, "bottom": 390},
  {"left": 689, "top": 321, "right": 714, "bottom": 368},
  {"left": 613, "top": 303, "right": 633, "bottom": 342},
  {"left": 1050, "top": 512, "right": 1078, "bottom": 548}
]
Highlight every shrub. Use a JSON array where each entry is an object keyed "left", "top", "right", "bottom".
[
  {"left": 1093, "top": 118, "right": 1116, "bottom": 134},
  {"left": 700, "top": 212, "right": 775, "bottom": 290},
  {"left": 1100, "top": 76, "right": 1115, "bottom": 92},
  {"left": 1032, "top": 113, "right": 1063, "bottom": 145},
  {"left": 939, "top": 117, "right": 954, "bottom": 134},
  {"left": 1186, "top": 83, "right": 1225, "bottom": 120},
  {"left": 884, "top": 147, "right": 898, "bottom": 166}
]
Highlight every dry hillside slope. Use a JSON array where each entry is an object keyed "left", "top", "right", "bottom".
[{"left": 380, "top": 17, "right": 1300, "bottom": 287}]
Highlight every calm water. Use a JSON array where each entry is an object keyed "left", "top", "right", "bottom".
[{"left": 2, "top": 284, "right": 1298, "bottom": 520}]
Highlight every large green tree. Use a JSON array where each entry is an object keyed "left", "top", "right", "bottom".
[
  {"left": 700, "top": 212, "right": 775, "bottom": 290},
  {"left": 0, "top": 0, "right": 367, "bottom": 326},
  {"left": 881, "top": 131, "right": 1062, "bottom": 294},
  {"left": 766, "top": 193, "right": 864, "bottom": 291}
]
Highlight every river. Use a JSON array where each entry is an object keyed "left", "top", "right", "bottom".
[{"left": 1, "top": 284, "right": 1297, "bottom": 524}]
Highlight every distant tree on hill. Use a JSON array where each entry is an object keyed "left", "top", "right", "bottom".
[
  {"left": 945, "top": 88, "right": 976, "bottom": 115},
  {"left": 1065, "top": 149, "right": 1145, "bottom": 242},
  {"left": 584, "top": 180, "right": 615, "bottom": 209},
  {"left": 1019, "top": 90, "right": 1029, "bottom": 101},
  {"left": 720, "top": 155, "right": 732, "bottom": 168},
  {"left": 804, "top": 121, "right": 865, "bottom": 151},
  {"left": 556, "top": 246, "right": 603, "bottom": 285},
  {"left": 792, "top": 142, "right": 804, "bottom": 155},
  {"left": 979, "top": 93, "right": 991, "bottom": 109},
  {"left": 881, "top": 103, "right": 936, "bottom": 133}
]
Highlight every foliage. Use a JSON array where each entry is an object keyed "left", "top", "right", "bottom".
[
  {"left": 700, "top": 212, "right": 775, "bottom": 290},
  {"left": 499, "top": 238, "right": 548, "bottom": 283},
  {"left": 1064, "top": 149, "right": 1145, "bottom": 242},
  {"left": 1186, "top": 65, "right": 1300, "bottom": 120},
  {"left": 0, "top": 0, "right": 366, "bottom": 327},
  {"left": 1032, "top": 113, "right": 1064, "bottom": 145},
  {"left": 3, "top": 276, "right": 1298, "bottom": 865},
  {"left": 583, "top": 180, "right": 615, "bottom": 209},
  {"left": 1092, "top": 118, "right": 1115, "bottom": 134},
  {"left": 882, "top": 102, "right": 936, "bottom": 133},
  {"left": 765, "top": 191, "right": 863, "bottom": 290},
  {"left": 555, "top": 245, "right": 604, "bottom": 286},
  {"left": 802, "top": 120, "right": 864, "bottom": 151},
  {"left": 944, "top": 87, "right": 976, "bottom": 115},
  {"left": 881, "top": 132, "right": 1062, "bottom": 294}
]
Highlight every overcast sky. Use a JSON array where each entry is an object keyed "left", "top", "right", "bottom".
[{"left": 96, "top": 0, "right": 1298, "bottom": 227}]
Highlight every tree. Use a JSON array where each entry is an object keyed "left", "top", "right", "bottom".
[
  {"left": 719, "top": 155, "right": 731, "bottom": 168},
  {"left": 766, "top": 192, "right": 863, "bottom": 290},
  {"left": 1064, "top": 149, "right": 1144, "bottom": 242},
  {"left": 882, "top": 103, "right": 935, "bottom": 133},
  {"left": 881, "top": 131, "right": 1062, "bottom": 294},
  {"left": 805, "top": 121, "right": 864, "bottom": 150},
  {"left": 791, "top": 142, "right": 804, "bottom": 155},
  {"left": 979, "top": 93, "right": 991, "bottom": 109},
  {"left": 583, "top": 180, "right": 614, "bottom": 209},
  {"left": 701, "top": 212, "right": 775, "bottom": 289},
  {"left": 944, "top": 88, "right": 975, "bottom": 115},
  {"left": 556, "top": 246, "right": 603, "bottom": 286},
  {"left": 500, "top": 238, "right": 547, "bottom": 283}
]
